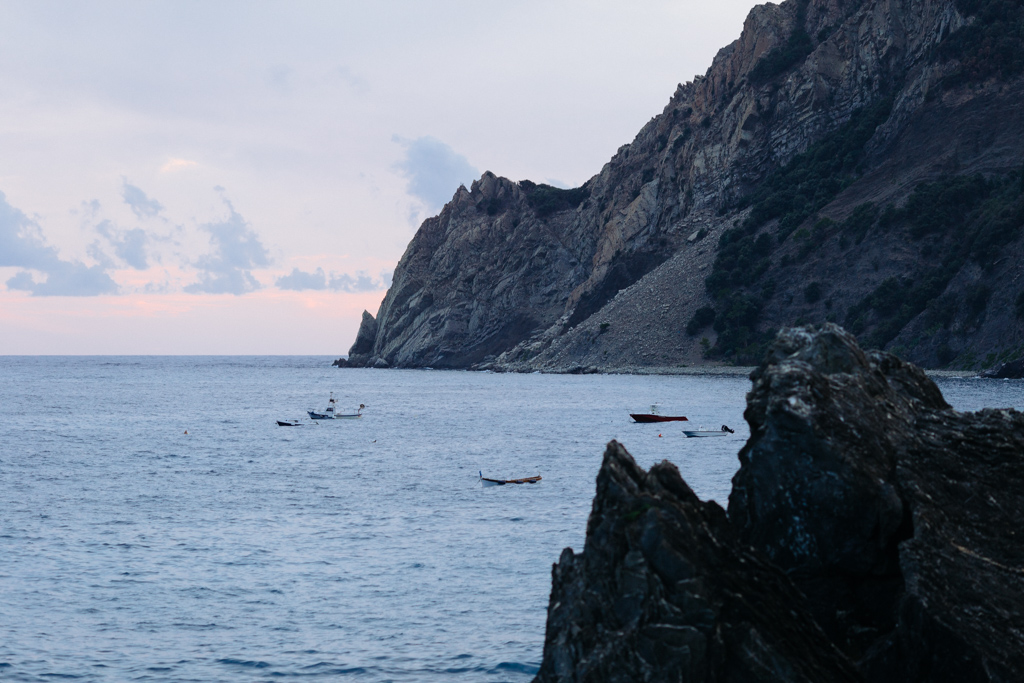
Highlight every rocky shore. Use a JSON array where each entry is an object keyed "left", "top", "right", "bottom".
[{"left": 533, "top": 324, "right": 1024, "bottom": 682}]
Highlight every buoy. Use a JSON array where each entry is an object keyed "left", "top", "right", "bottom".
[
  {"left": 184, "top": 430, "right": 188, "bottom": 435},
  {"left": 658, "top": 433, "right": 662, "bottom": 437}
]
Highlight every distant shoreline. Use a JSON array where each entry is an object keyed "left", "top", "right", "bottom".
[
  {"left": 333, "top": 359, "right": 977, "bottom": 379},
  {"left": 552, "top": 366, "right": 974, "bottom": 378}
]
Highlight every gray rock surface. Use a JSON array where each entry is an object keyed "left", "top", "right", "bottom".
[
  {"left": 345, "top": 0, "right": 1024, "bottom": 371},
  {"left": 534, "top": 441, "right": 859, "bottom": 683},
  {"left": 535, "top": 325, "right": 1024, "bottom": 681},
  {"left": 730, "top": 323, "right": 1024, "bottom": 679},
  {"left": 334, "top": 310, "right": 379, "bottom": 367}
]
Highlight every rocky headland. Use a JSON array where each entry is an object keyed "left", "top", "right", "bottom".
[
  {"left": 338, "top": 0, "right": 1024, "bottom": 374},
  {"left": 532, "top": 324, "right": 1024, "bottom": 682}
]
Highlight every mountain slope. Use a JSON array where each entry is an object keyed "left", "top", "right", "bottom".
[{"left": 343, "top": 0, "right": 1024, "bottom": 371}]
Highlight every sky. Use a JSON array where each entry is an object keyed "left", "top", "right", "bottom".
[{"left": 0, "top": 0, "right": 760, "bottom": 354}]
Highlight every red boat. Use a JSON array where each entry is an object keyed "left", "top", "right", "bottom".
[{"left": 630, "top": 413, "right": 688, "bottom": 423}]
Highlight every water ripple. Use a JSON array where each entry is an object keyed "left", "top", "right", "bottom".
[{"left": 2, "top": 357, "right": 1010, "bottom": 681}]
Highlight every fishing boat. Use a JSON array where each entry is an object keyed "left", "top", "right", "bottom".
[
  {"left": 631, "top": 404, "right": 688, "bottom": 423},
  {"left": 308, "top": 393, "right": 365, "bottom": 420},
  {"left": 683, "top": 425, "right": 735, "bottom": 438},
  {"left": 276, "top": 420, "right": 303, "bottom": 427},
  {"left": 479, "top": 471, "right": 542, "bottom": 486}
]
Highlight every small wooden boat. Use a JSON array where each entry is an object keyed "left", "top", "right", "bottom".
[
  {"left": 479, "top": 471, "right": 542, "bottom": 487},
  {"left": 683, "top": 425, "right": 735, "bottom": 438},
  {"left": 276, "top": 420, "right": 302, "bottom": 427}
]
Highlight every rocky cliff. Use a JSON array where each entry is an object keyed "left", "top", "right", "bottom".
[
  {"left": 343, "top": 0, "right": 1024, "bottom": 371},
  {"left": 534, "top": 324, "right": 1024, "bottom": 681}
]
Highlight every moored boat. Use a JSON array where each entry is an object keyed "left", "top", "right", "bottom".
[
  {"left": 479, "top": 471, "right": 542, "bottom": 486},
  {"left": 631, "top": 405, "right": 688, "bottom": 423},
  {"left": 631, "top": 414, "right": 689, "bottom": 423},
  {"left": 683, "top": 425, "right": 735, "bottom": 438},
  {"left": 308, "top": 392, "right": 365, "bottom": 420}
]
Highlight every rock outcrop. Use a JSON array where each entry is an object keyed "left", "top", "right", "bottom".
[
  {"left": 341, "top": 0, "right": 1024, "bottom": 371},
  {"left": 333, "top": 310, "right": 378, "bottom": 367},
  {"left": 535, "top": 324, "right": 1024, "bottom": 681},
  {"left": 534, "top": 440, "right": 860, "bottom": 683}
]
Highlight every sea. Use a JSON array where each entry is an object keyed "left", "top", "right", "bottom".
[{"left": 1, "top": 357, "right": 1021, "bottom": 682}]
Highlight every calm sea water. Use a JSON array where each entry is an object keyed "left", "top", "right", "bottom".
[{"left": 1, "top": 357, "right": 1020, "bottom": 682}]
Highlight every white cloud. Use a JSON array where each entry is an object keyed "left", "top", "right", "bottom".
[
  {"left": 160, "top": 158, "right": 198, "bottom": 173},
  {"left": 0, "top": 190, "right": 117, "bottom": 296},
  {"left": 328, "top": 271, "right": 383, "bottom": 293},
  {"left": 184, "top": 200, "right": 270, "bottom": 295},
  {"left": 121, "top": 181, "right": 164, "bottom": 219},
  {"left": 7, "top": 262, "right": 118, "bottom": 297},
  {"left": 392, "top": 135, "right": 479, "bottom": 213},
  {"left": 95, "top": 220, "right": 151, "bottom": 270},
  {"left": 276, "top": 266, "right": 327, "bottom": 290},
  {"left": 275, "top": 267, "right": 391, "bottom": 293}
]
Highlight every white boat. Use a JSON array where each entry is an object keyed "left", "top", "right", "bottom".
[
  {"left": 683, "top": 424, "right": 735, "bottom": 438},
  {"left": 308, "top": 392, "right": 365, "bottom": 420}
]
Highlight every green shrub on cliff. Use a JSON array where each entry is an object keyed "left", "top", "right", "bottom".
[
  {"left": 749, "top": 0, "right": 813, "bottom": 85},
  {"left": 704, "top": 96, "right": 893, "bottom": 360},
  {"left": 739, "top": 97, "right": 894, "bottom": 240},
  {"left": 844, "top": 169, "right": 1024, "bottom": 354},
  {"left": 900, "top": 175, "right": 989, "bottom": 239},
  {"left": 519, "top": 180, "right": 590, "bottom": 218},
  {"left": 840, "top": 203, "right": 879, "bottom": 245},
  {"left": 686, "top": 306, "right": 716, "bottom": 335},
  {"left": 940, "top": 0, "right": 1024, "bottom": 85}
]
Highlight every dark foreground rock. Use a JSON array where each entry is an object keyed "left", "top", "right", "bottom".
[
  {"left": 534, "top": 441, "right": 859, "bottom": 682},
  {"left": 535, "top": 324, "right": 1024, "bottom": 682}
]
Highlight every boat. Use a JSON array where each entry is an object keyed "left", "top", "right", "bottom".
[
  {"left": 276, "top": 420, "right": 303, "bottom": 427},
  {"left": 631, "top": 413, "right": 689, "bottom": 423},
  {"left": 479, "top": 471, "right": 542, "bottom": 487},
  {"left": 631, "top": 404, "right": 688, "bottom": 423},
  {"left": 308, "top": 393, "right": 365, "bottom": 420},
  {"left": 683, "top": 424, "right": 735, "bottom": 438}
]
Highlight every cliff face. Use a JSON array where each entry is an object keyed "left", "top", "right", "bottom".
[
  {"left": 347, "top": 0, "right": 1024, "bottom": 370},
  {"left": 534, "top": 325, "right": 1024, "bottom": 681}
]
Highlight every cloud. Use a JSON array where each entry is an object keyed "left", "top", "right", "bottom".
[
  {"left": 392, "top": 135, "right": 479, "bottom": 213},
  {"left": 184, "top": 200, "right": 270, "bottom": 295},
  {"left": 276, "top": 267, "right": 327, "bottom": 290},
  {"left": 122, "top": 181, "right": 164, "bottom": 219},
  {"left": 329, "top": 271, "right": 383, "bottom": 292},
  {"left": 160, "top": 158, "right": 198, "bottom": 173},
  {"left": 0, "top": 190, "right": 118, "bottom": 296},
  {"left": 7, "top": 261, "right": 118, "bottom": 296},
  {"left": 274, "top": 267, "right": 391, "bottom": 293},
  {"left": 95, "top": 220, "right": 150, "bottom": 269},
  {"left": 336, "top": 66, "right": 370, "bottom": 94},
  {"left": 0, "top": 194, "right": 59, "bottom": 269}
]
